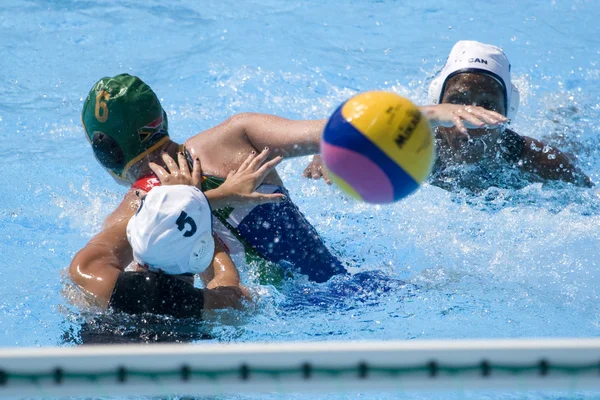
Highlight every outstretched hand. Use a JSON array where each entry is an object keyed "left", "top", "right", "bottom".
[
  {"left": 420, "top": 104, "right": 508, "bottom": 134},
  {"left": 218, "top": 148, "right": 286, "bottom": 207},
  {"left": 149, "top": 151, "right": 202, "bottom": 188},
  {"left": 302, "top": 155, "right": 332, "bottom": 184}
]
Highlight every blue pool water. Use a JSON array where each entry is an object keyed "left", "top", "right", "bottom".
[{"left": 1, "top": 0, "right": 600, "bottom": 398}]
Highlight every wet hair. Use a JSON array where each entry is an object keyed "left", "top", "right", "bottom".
[{"left": 91, "top": 131, "right": 125, "bottom": 171}]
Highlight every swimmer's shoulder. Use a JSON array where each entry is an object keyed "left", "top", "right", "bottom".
[
  {"left": 501, "top": 129, "right": 561, "bottom": 162},
  {"left": 183, "top": 128, "right": 285, "bottom": 187},
  {"left": 183, "top": 124, "right": 250, "bottom": 176},
  {"left": 499, "top": 128, "right": 527, "bottom": 164},
  {"left": 103, "top": 188, "right": 140, "bottom": 230},
  {"left": 184, "top": 115, "right": 250, "bottom": 152}
]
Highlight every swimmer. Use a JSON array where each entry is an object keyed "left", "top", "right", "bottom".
[
  {"left": 304, "top": 41, "right": 593, "bottom": 191},
  {"left": 73, "top": 73, "right": 504, "bottom": 288},
  {"left": 69, "top": 150, "right": 273, "bottom": 318}
]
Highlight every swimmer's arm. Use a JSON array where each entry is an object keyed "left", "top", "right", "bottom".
[
  {"left": 68, "top": 219, "right": 132, "bottom": 308},
  {"left": 517, "top": 134, "right": 593, "bottom": 187},
  {"left": 202, "top": 239, "right": 252, "bottom": 310},
  {"left": 219, "top": 106, "right": 505, "bottom": 160},
  {"left": 230, "top": 113, "right": 324, "bottom": 158},
  {"left": 204, "top": 149, "right": 286, "bottom": 208},
  {"left": 420, "top": 104, "right": 507, "bottom": 134},
  {"left": 102, "top": 189, "right": 140, "bottom": 229},
  {"left": 238, "top": 106, "right": 504, "bottom": 158}
]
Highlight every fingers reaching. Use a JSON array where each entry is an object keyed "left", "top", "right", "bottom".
[
  {"left": 302, "top": 155, "right": 332, "bottom": 184},
  {"left": 250, "top": 192, "right": 287, "bottom": 205},
  {"left": 255, "top": 155, "right": 283, "bottom": 184},
  {"left": 302, "top": 165, "right": 312, "bottom": 178},
  {"left": 466, "top": 106, "right": 506, "bottom": 126},
  {"left": 177, "top": 152, "right": 190, "bottom": 178},
  {"left": 149, "top": 162, "right": 169, "bottom": 182},
  {"left": 237, "top": 151, "right": 257, "bottom": 174},
  {"left": 161, "top": 152, "right": 180, "bottom": 176},
  {"left": 452, "top": 110, "right": 483, "bottom": 133},
  {"left": 248, "top": 147, "right": 271, "bottom": 172},
  {"left": 151, "top": 152, "right": 201, "bottom": 188},
  {"left": 191, "top": 157, "right": 202, "bottom": 187},
  {"left": 424, "top": 104, "right": 508, "bottom": 132},
  {"left": 321, "top": 168, "right": 332, "bottom": 185},
  {"left": 216, "top": 148, "right": 285, "bottom": 208}
]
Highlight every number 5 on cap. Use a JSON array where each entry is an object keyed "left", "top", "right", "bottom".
[{"left": 176, "top": 211, "right": 197, "bottom": 237}]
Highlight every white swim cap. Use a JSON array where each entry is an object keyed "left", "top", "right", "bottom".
[
  {"left": 428, "top": 40, "right": 520, "bottom": 121},
  {"left": 126, "top": 185, "right": 215, "bottom": 275}
]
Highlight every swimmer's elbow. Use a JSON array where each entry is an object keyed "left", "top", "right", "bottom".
[
  {"left": 68, "top": 249, "right": 94, "bottom": 285},
  {"left": 68, "top": 262, "right": 78, "bottom": 284},
  {"left": 227, "top": 112, "right": 263, "bottom": 132},
  {"left": 68, "top": 245, "right": 109, "bottom": 288},
  {"left": 228, "top": 112, "right": 289, "bottom": 135}
]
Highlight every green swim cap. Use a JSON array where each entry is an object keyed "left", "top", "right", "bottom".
[{"left": 81, "top": 74, "right": 170, "bottom": 180}]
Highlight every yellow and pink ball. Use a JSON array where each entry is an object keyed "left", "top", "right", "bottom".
[{"left": 321, "top": 91, "right": 435, "bottom": 204}]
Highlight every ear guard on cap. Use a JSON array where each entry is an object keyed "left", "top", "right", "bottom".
[
  {"left": 128, "top": 228, "right": 215, "bottom": 276},
  {"left": 427, "top": 73, "right": 445, "bottom": 107},
  {"left": 91, "top": 131, "right": 125, "bottom": 172},
  {"left": 90, "top": 131, "right": 131, "bottom": 186},
  {"left": 188, "top": 230, "right": 215, "bottom": 274},
  {"left": 506, "top": 83, "right": 519, "bottom": 122}
]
